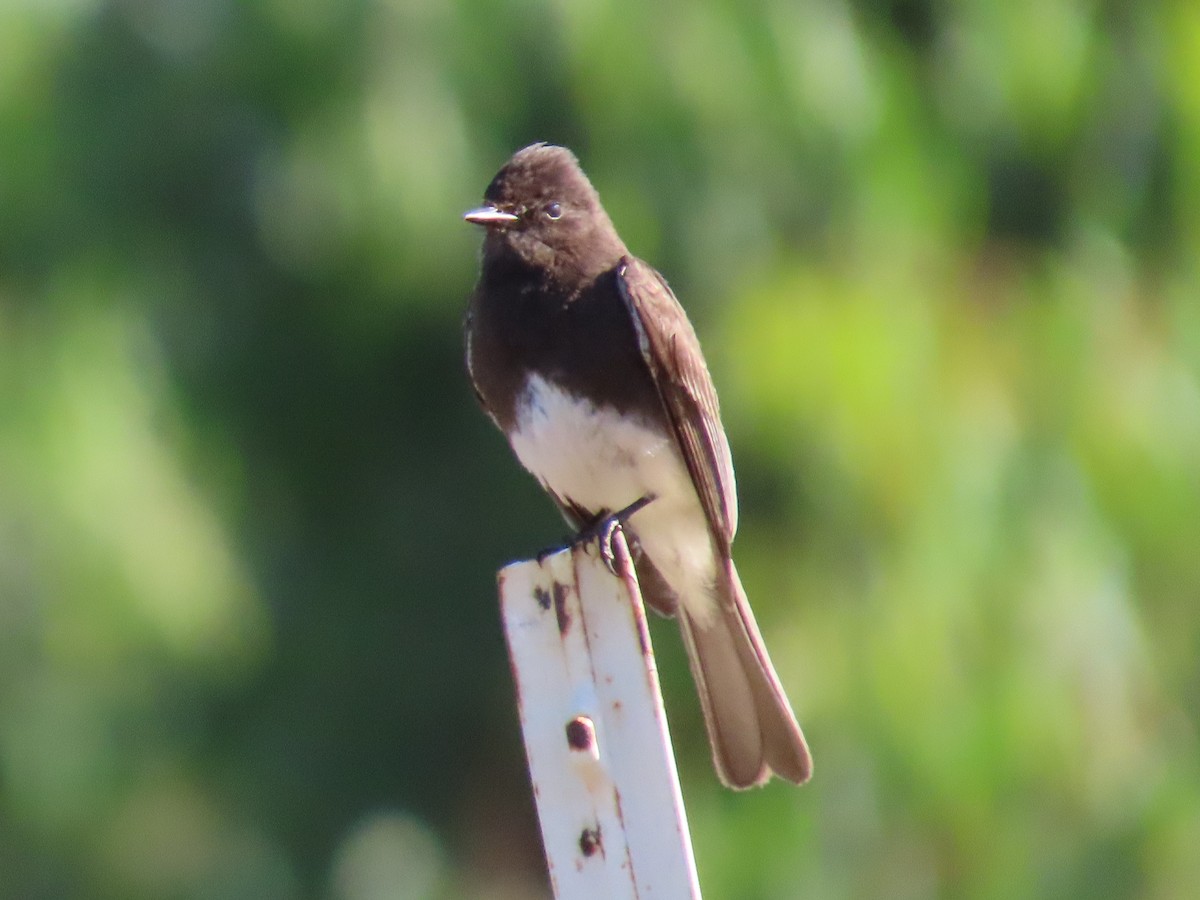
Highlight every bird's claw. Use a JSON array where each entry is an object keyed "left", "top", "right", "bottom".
[
  {"left": 596, "top": 517, "right": 622, "bottom": 575},
  {"left": 535, "top": 542, "right": 564, "bottom": 565},
  {"left": 577, "top": 494, "right": 655, "bottom": 576},
  {"left": 536, "top": 495, "right": 654, "bottom": 572}
]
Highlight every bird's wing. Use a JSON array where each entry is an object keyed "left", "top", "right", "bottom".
[{"left": 616, "top": 256, "right": 737, "bottom": 545}]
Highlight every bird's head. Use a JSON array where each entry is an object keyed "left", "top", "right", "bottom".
[{"left": 465, "top": 143, "right": 627, "bottom": 283}]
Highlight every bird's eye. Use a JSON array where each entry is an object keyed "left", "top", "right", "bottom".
[{"left": 545, "top": 202, "right": 563, "bottom": 220}]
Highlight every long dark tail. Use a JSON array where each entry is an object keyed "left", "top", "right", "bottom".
[{"left": 678, "top": 560, "right": 812, "bottom": 788}]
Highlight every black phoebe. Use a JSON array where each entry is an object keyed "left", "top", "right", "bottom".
[{"left": 464, "top": 143, "right": 812, "bottom": 788}]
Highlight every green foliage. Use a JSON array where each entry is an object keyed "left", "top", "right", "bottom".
[{"left": 1, "top": 0, "right": 1197, "bottom": 897}]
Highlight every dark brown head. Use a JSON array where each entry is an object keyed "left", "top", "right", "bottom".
[{"left": 465, "top": 144, "right": 627, "bottom": 285}]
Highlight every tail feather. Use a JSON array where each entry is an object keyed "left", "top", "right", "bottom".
[{"left": 679, "top": 561, "right": 812, "bottom": 788}]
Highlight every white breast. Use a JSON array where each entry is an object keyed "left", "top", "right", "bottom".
[{"left": 509, "top": 373, "right": 719, "bottom": 622}]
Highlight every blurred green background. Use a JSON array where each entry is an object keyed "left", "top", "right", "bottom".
[{"left": 2, "top": 0, "right": 1198, "bottom": 897}]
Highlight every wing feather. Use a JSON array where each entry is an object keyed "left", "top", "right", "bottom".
[{"left": 616, "top": 257, "right": 738, "bottom": 545}]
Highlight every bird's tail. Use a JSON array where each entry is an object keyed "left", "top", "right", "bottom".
[{"left": 678, "top": 560, "right": 812, "bottom": 788}]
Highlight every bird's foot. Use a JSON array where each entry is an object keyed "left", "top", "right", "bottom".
[
  {"left": 534, "top": 495, "right": 655, "bottom": 572},
  {"left": 575, "top": 494, "right": 655, "bottom": 575}
]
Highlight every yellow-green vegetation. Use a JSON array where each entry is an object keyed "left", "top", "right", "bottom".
[{"left": 1, "top": 1, "right": 1196, "bottom": 897}]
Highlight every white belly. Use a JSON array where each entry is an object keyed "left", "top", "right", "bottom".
[{"left": 509, "top": 373, "right": 719, "bottom": 622}]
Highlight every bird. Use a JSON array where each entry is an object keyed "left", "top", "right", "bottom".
[{"left": 463, "top": 142, "right": 811, "bottom": 788}]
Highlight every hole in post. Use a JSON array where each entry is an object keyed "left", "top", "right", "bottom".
[{"left": 565, "top": 716, "right": 595, "bottom": 751}]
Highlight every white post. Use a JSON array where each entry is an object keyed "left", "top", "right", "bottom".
[{"left": 498, "top": 528, "right": 702, "bottom": 899}]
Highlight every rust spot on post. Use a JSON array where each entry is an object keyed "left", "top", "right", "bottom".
[
  {"left": 579, "top": 825, "right": 602, "bottom": 857},
  {"left": 553, "top": 582, "right": 571, "bottom": 634}
]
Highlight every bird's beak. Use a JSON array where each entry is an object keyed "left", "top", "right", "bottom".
[{"left": 464, "top": 205, "right": 519, "bottom": 226}]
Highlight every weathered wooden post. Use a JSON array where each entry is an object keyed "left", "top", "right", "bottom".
[{"left": 498, "top": 527, "right": 702, "bottom": 899}]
